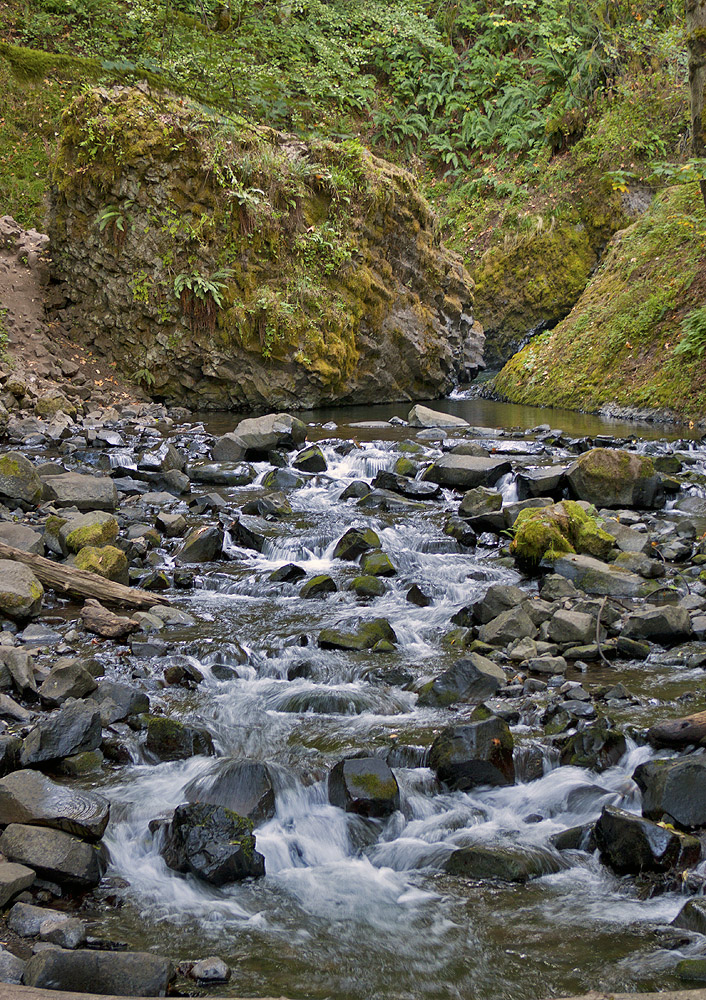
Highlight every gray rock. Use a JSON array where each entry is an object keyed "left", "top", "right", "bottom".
[
  {"left": 0, "top": 646, "right": 38, "bottom": 696},
  {"left": 23, "top": 948, "right": 173, "bottom": 996},
  {"left": 293, "top": 445, "right": 327, "bottom": 473},
  {"left": 429, "top": 714, "right": 515, "bottom": 790},
  {"left": 176, "top": 525, "right": 223, "bottom": 562},
  {"left": 211, "top": 432, "right": 247, "bottom": 462},
  {"left": 515, "top": 466, "right": 567, "bottom": 500},
  {"left": 145, "top": 716, "right": 214, "bottom": 761},
  {"left": 300, "top": 574, "right": 337, "bottom": 598},
  {"left": 233, "top": 412, "right": 307, "bottom": 452},
  {"left": 0, "top": 947, "right": 25, "bottom": 984},
  {"left": 0, "top": 451, "right": 43, "bottom": 504},
  {"left": 566, "top": 448, "right": 664, "bottom": 509},
  {"left": 623, "top": 605, "right": 692, "bottom": 642},
  {"left": 183, "top": 759, "right": 277, "bottom": 825},
  {"left": 525, "top": 655, "right": 567, "bottom": 675},
  {"left": 0, "top": 823, "right": 106, "bottom": 889},
  {"left": 472, "top": 583, "right": 528, "bottom": 625},
  {"left": 161, "top": 802, "right": 264, "bottom": 885},
  {"left": 633, "top": 756, "right": 706, "bottom": 828},
  {"left": 602, "top": 519, "right": 653, "bottom": 555},
  {"left": 549, "top": 553, "right": 647, "bottom": 597},
  {"left": 42, "top": 472, "right": 118, "bottom": 512},
  {"left": 0, "top": 523, "right": 43, "bottom": 554},
  {"left": 138, "top": 442, "right": 185, "bottom": 474},
  {"left": 594, "top": 804, "right": 700, "bottom": 874},
  {"left": 0, "top": 562, "right": 43, "bottom": 620},
  {"left": 20, "top": 700, "right": 102, "bottom": 766},
  {"left": 328, "top": 757, "right": 400, "bottom": 817},
  {"left": 423, "top": 455, "right": 511, "bottom": 491},
  {"left": 189, "top": 955, "right": 231, "bottom": 983},
  {"left": 9, "top": 902, "right": 67, "bottom": 937},
  {"left": 548, "top": 609, "right": 597, "bottom": 645},
  {"left": 673, "top": 898, "right": 706, "bottom": 935},
  {"left": 458, "top": 486, "right": 502, "bottom": 519},
  {"left": 332, "top": 527, "right": 380, "bottom": 562},
  {"left": 156, "top": 511, "right": 187, "bottom": 537},
  {"left": 0, "top": 768, "right": 109, "bottom": 839},
  {"left": 39, "top": 914, "right": 86, "bottom": 949},
  {"left": 185, "top": 461, "right": 255, "bottom": 486},
  {"left": 0, "top": 862, "right": 35, "bottom": 906},
  {"left": 417, "top": 653, "right": 506, "bottom": 708},
  {"left": 38, "top": 661, "right": 97, "bottom": 707},
  {"left": 89, "top": 680, "right": 149, "bottom": 724},
  {"left": 444, "top": 844, "right": 562, "bottom": 882},
  {"left": 408, "top": 404, "right": 468, "bottom": 428},
  {"left": 478, "top": 607, "right": 537, "bottom": 646}
]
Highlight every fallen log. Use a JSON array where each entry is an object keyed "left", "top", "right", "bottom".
[
  {"left": 648, "top": 711, "right": 706, "bottom": 749},
  {"left": 0, "top": 540, "right": 169, "bottom": 610}
]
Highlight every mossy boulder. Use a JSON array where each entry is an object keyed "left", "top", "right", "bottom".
[
  {"left": 74, "top": 545, "right": 129, "bottom": 585},
  {"left": 359, "top": 550, "right": 396, "bottom": 577},
  {"left": 328, "top": 757, "right": 400, "bottom": 817},
  {"left": 566, "top": 448, "right": 663, "bottom": 509},
  {"left": 349, "top": 575, "right": 387, "bottom": 598},
  {"left": 144, "top": 716, "right": 215, "bottom": 762},
  {"left": 510, "top": 500, "right": 615, "bottom": 570},
  {"left": 332, "top": 527, "right": 380, "bottom": 561},
  {"left": 0, "top": 561, "right": 43, "bottom": 619},
  {"left": 0, "top": 452, "right": 43, "bottom": 505},
  {"left": 319, "top": 618, "right": 397, "bottom": 651},
  {"left": 35, "top": 392, "right": 76, "bottom": 419},
  {"left": 64, "top": 513, "right": 119, "bottom": 553},
  {"left": 161, "top": 802, "right": 264, "bottom": 885}
]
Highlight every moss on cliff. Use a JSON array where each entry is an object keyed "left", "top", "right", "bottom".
[{"left": 494, "top": 184, "right": 706, "bottom": 419}]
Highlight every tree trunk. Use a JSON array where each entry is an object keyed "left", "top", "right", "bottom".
[
  {"left": 0, "top": 541, "right": 169, "bottom": 610},
  {"left": 687, "top": 0, "right": 706, "bottom": 210}
]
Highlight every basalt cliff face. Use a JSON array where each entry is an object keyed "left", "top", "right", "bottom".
[{"left": 48, "top": 87, "right": 483, "bottom": 411}]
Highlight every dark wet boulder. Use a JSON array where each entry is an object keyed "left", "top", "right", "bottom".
[
  {"left": 262, "top": 468, "right": 305, "bottom": 490},
  {"left": 559, "top": 719, "right": 627, "bottom": 771},
  {"left": 444, "top": 844, "right": 563, "bottom": 882},
  {"left": 186, "top": 460, "right": 255, "bottom": 486},
  {"left": 372, "top": 470, "right": 441, "bottom": 500},
  {"left": 183, "top": 759, "right": 277, "bottom": 824},
  {"left": 0, "top": 823, "right": 107, "bottom": 890},
  {"left": 429, "top": 713, "right": 515, "bottom": 790},
  {"left": 161, "top": 802, "right": 264, "bottom": 885},
  {"left": 229, "top": 515, "right": 270, "bottom": 552},
  {"left": 550, "top": 552, "right": 647, "bottom": 597},
  {"left": 423, "top": 455, "right": 511, "bottom": 491},
  {"left": 177, "top": 525, "right": 224, "bottom": 562},
  {"left": 623, "top": 605, "right": 692, "bottom": 643},
  {"left": 407, "top": 584, "right": 432, "bottom": 607},
  {"left": 417, "top": 653, "right": 506, "bottom": 708},
  {"left": 89, "top": 680, "right": 150, "bottom": 724},
  {"left": 328, "top": 757, "right": 400, "bottom": 818},
  {"left": 350, "top": 575, "right": 387, "bottom": 598},
  {"left": 0, "top": 769, "right": 109, "bottom": 839},
  {"left": 241, "top": 492, "right": 292, "bottom": 518},
  {"left": 332, "top": 526, "right": 381, "bottom": 561},
  {"left": 633, "top": 756, "right": 706, "bottom": 828},
  {"left": 145, "top": 716, "right": 214, "bottom": 762},
  {"left": 0, "top": 562, "right": 43, "bottom": 620},
  {"left": 20, "top": 701, "right": 101, "bottom": 767},
  {"left": 359, "top": 550, "right": 396, "bottom": 577},
  {"left": 672, "top": 897, "right": 706, "bottom": 935},
  {"left": 23, "top": 948, "right": 173, "bottom": 997},
  {"left": 319, "top": 618, "right": 397, "bottom": 651},
  {"left": 550, "top": 824, "right": 596, "bottom": 852},
  {"left": 269, "top": 562, "right": 306, "bottom": 583},
  {"left": 38, "top": 659, "right": 97, "bottom": 707},
  {"left": 594, "top": 804, "right": 700, "bottom": 874},
  {"left": 211, "top": 432, "right": 247, "bottom": 462},
  {"left": 458, "top": 486, "right": 502, "bottom": 519},
  {"left": 293, "top": 445, "right": 327, "bottom": 473},
  {"left": 516, "top": 466, "right": 567, "bottom": 500},
  {"left": 300, "top": 574, "right": 337, "bottom": 598},
  {"left": 443, "top": 516, "right": 478, "bottom": 546},
  {"left": 648, "top": 710, "right": 706, "bottom": 749},
  {"left": 566, "top": 448, "right": 664, "bottom": 509}
]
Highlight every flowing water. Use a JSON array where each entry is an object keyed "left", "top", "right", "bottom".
[{"left": 69, "top": 396, "right": 706, "bottom": 998}]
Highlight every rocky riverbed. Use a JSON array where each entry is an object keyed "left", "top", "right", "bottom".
[{"left": 1, "top": 389, "right": 706, "bottom": 997}]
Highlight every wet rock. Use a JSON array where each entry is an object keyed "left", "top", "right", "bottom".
[
  {"left": 177, "top": 525, "right": 224, "bottom": 562},
  {"left": 211, "top": 432, "right": 246, "bottom": 462},
  {"left": 229, "top": 515, "right": 270, "bottom": 552},
  {"left": 623, "top": 605, "right": 692, "bottom": 642},
  {"left": 477, "top": 606, "right": 537, "bottom": 646},
  {"left": 293, "top": 445, "right": 327, "bottom": 473},
  {"left": 332, "top": 526, "right": 380, "bottom": 561},
  {"left": 20, "top": 701, "right": 101, "bottom": 766},
  {"left": 23, "top": 948, "right": 173, "bottom": 996},
  {"left": 559, "top": 719, "right": 627, "bottom": 771},
  {"left": 43, "top": 472, "right": 118, "bottom": 512},
  {"left": 540, "top": 574, "right": 578, "bottom": 601},
  {"left": 633, "top": 756, "right": 706, "bottom": 828},
  {"left": 300, "top": 574, "right": 338, "bottom": 598},
  {"left": 145, "top": 716, "right": 214, "bottom": 761},
  {"left": 359, "top": 550, "right": 396, "bottom": 577},
  {"left": 548, "top": 609, "right": 597, "bottom": 646},
  {"left": 0, "top": 946, "right": 25, "bottom": 983},
  {"left": 161, "top": 802, "right": 264, "bottom": 885},
  {"left": 241, "top": 492, "right": 292, "bottom": 518},
  {"left": 566, "top": 448, "right": 664, "bottom": 509},
  {"left": 8, "top": 901, "right": 67, "bottom": 937},
  {"left": 0, "top": 522, "right": 43, "bottom": 554},
  {"left": 0, "top": 823, "right": 107, "bottom": 889},
  {"left": 232, "top": 413, "right": 307, "bottom": 453},
  {"left": 417, "top": 653, "right": 506, "bottom": 708},
  {"left": 339, "top": 481, "right": 371, "bottom": 501},
  {"left": 594, "top": 804, "right": 700, "bottom": 874},
  {"left": 328, "top": 757, "right": 400, "bottom": 817},
  {"left": 269, "top": 563, "right": 306, "bottom": 583},
  {"left": 262, "top": 468, "right": 304, "bottom": 490},
  {"left": 444, "top": 844, "right": 562, "bottom": 882},
  {"left": 429, "top": 713, "right": 515, "bottom": 790},
  {"left": 672, "top": 897, "right": 706, "bottom": 935},
  {"left": 0, "top": 646, "right": 37, "bottom": 697},
  {"left": 156, "top": 511, "right": 187, "bottom": 538},
  {"left": 515, "top": 466, "right": 567, "bottom": 500},
  {"left": 407, "top": 584, "right": 432, "bottom": 607},
  {"left": 525, "top": 655, "right": 566, "bottom": 675},
  {"left": 0, "top": 862, "right": 35, "bottom": 906},
  {"left": 62, "top": 511, "right": 119, "bottom": 554},
  {"left": 511, "top": 500, "right": 615, "bottom": 568},
  {"left": 443, "top": 516, "right": 477, "bottom": 546},
  {"left": 458, "top": 487, "right": 502, "bottom": 519},
  {"left": 0, "top": 562, "right": 43, "bottom": 620},
  {"left": 90, "top": 680, "right": 150, "bottom": 724},
  {"left": 616, "top": 636, "right": 651, "bottom": 660},
  {"left": 408, "top": 404, "right": 468, "bottom": 428},
  {"left": 676, "top": 958, "right": 706, "bottom": 982},
  {"left": 423, "top": 455, "right": 511, "bottom": 491},
  {"left": 139, "top": 442, "right": 185, "bottom": 474},
  {"left": 602, "top": 519, "right": 653, "bottom": 556},
  {"left": 186, "top": 461, "right": 255, "bottom": 486},
  {"left": 471, "top": 584, "right": 527, "bottom": 625},
  {"left": 350, "top": 575, "right": 387, "bottom": 598},
  {"left": 372, "top": 470, "right": 441, "bottom": 500},
  {"left": 74, "top": 544, "right": 129, "bottom": 585},
  {"left": 0, "top": 452, "right": 43, "bottom": 504},
  {"left": 0, "top": 736, "right": 20, "bottom": 777},
  {"left": 319, "top": 618, "right": 397, "bottom": 651},
  {"left": 80, "top": 599, "right": 141, "bottom": 639},
  {"left": 40, "top": 914, "right": 87, "bottom": 948},
  {"left": 550, "top": 553, "right": 647, "bottom": 597},
  {"left": 648, "top": 710, "right": 706, "bottom": 749},
  {"left": 0, "top": 769, "right": 109, "bottom": 839},
  {"left": 183, "top": 759, "right": 277, "bottom": 824},
  {"left": 550, "top": 824, "right": 596, "bottom": 852}
]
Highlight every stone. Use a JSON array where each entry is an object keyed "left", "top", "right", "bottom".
[
  {"left": 43, "top": 472, "right": 118, "bottom": 511},
  {"left": 594, "top": 804, "right": 700, "bottom": 874},
  {"left": 269, "top": 563, "right": 306, "bottom": 583},
  {"left": 672, "top": 897, "right": 706, "bottom": 935},
  {"left": 0, "top": 452, "right": 43, "bottom": 504},
  {"left": 423, "top": 455, "right": 511, "bottom": 491},
  {"left": 602, "top": 519, "right": 653, "bottom": 555},
  {"left": 20, "top": 701, "right": 102, "bottom": 766},
  {"left": 0, "top": 562, "right": 43, "bottom": 619},
  {"left": 459, "top": 487, "right": 502, "bottom": 519},
  {"left": 515, "top": 466, "right": 567, "bottom": 500},
  {"left": 9, "top": 902, "right": 67, "bottom": 937},
  {"left": 74, "top": 544, "right": 129, "bottom": 585},
  {"left": 328, "top": 757, "right": 400, "bottom": 817},
  {"left": 648, "top": 710, "right": 706, "bottom": 749},
  {"left": 559, "top": 720, "right": 627, "bottom": 771},
  {"left": 39, "top": 661, "right": 97, "bottom": 707},
  {"left": 511, "top": 500, "right": 615, "bottom": 568},
  {"left": 525, "top": 655, "right": 567, "bottom": 675},
  {"left": 429, "top": 714, "right": 515, "bottom": 790},
  {"left": 676, "top": 958, "right": 706, "bottom": 982},
  {"left": 0, "top": 523, "right": 43, "bottom": 554},
  {"left": 186, "top": 460, "right": 255, "bottom": 486},
  {"left": 62, "top": 511, "right": 119, "bottom": 553},
  {"left": 300, "top": 574, "right": 337, "bottom": 598},
  {"left": 407, "top": 584, "right": 432, "bottom": 607},
  {"left": 177, "top": 525, "right": 223, "bottom": 562},
  {"left": 0, "top": 823, "right": 107, "bottom": 889},
  {"left": 540, "top": 574, "right": 577, "bottom": 601},
  {"left": 444, "top": 844, "right": 562, "bottom": 882},
  {"left": 319, "top": 618, "right": 397, "bottom": 651},
  {"left": 548, "top": 609, "right": 597, "bottom": 646},
  {"left": 23, "top": 949, "right": 173, "bottom": 996},
  {"left": 156, "top": 511, "right": 187, "bottom": 538},
  {"left": 0, "top": 769, "right": 109, "bottom": 839},
  {"left": 211, "top": 432, "right": 247, "bottom": 462},
  {"left": 183, "top": 759, "right": 277, "bottom": 824},
  {"left": 332, "top": 526, "right": 380, "bottom": 561},
  {"left": 233, "top": 413, "right": 307, "bottom": 452},
  {"left": 633, "top": 756, "right": 706, "bottom": 828},
  {"left": 471, "top": 584, "right": 528, "bottom": 625},
  {"left": 477, "top": 607, "right": 537, "bottom": 646},
  {"left": 566, "top": 448, "right": 663, "bottom": 509},
  {"left": 0, "top": 862, "right": 35, "bottom": 906},
  {"left": 89, "top": 680, "right": 149, "bottom": 724},
  {"left": 417, "top": 653, "right": 506, "bottom": 708},
  {"left": 40, "top": 914, "right": 86, "bottom": 948},
  {"left": 350, "top": 575, "right": 387, "bottom": 598},
  {"left": 623, "top": 605, "right": 692, "bottom": 642},
  {"left": 550, "top": 553, "right": 647, "bottom": 597},
  {"left": 189, "top": 956, "right": 231, "bottom": 982},
  {"left": 372, "top": 470, "right": 441, "bottom": 500},
  {"left": 293, "top": 445, "right": 327, "bottom": 472},
  {"left": 145, "top": 716, "right": 214, "bottom": 761},
  {"left": 408, "top": 404, "right": 468, "bottom": 428},
  {"left": 359, "top": 550, "right": 396, "bottom": 577},
  {"left": 0, "top": 646, "right": 37, "bottom": 696},
  {"left": 161, "top": 802, "right": 264, "bottom": 885}
]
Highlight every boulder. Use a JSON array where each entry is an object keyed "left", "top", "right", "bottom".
[
  {"left": 471, "top": 584, "right": 527, "bottom": 625},
  {"left": 0, "top": 646, "right": 37, "bottom": 696},
  {"left": 359, "top": 550, "right": 396, "bottom": 577},
  {"left": 515, "top": 466, "right": 567, "bottom": 500},
  {"left": 23, "top": 949, "right": 173, "bottom": 996},
  {"left": 0, "top": 452, "right": 43, "bottom": 504},
  {"left": 372, "top": 470, "right": 441, "bottom": 500},
  {"left": 0, "top": 862, "right": 35, "bottom": 907},
  {"left": 138, "top": 441, "right": 185, "bottom": 474},
  {"left": 550, "top": 552, "right": 647, "bottom": 597},
  {"left": 510, "top": 500, "right": 615, "bottom": 569},
  {"left": 332, "top": 527, "right": 381, "bottom": 561},
  {"left": 429, "top": 713, "right": 514, "bottom": 790},
  {"left": 0, "top": 523, "right": 43, "bottom": 554},
  {"left": 189, "top": 956, "right": 231, "bottom": 983},
  {"left": 145, "top": 716, "right": 214, "bottom": 761},
  {"left": 39, "top": 913, "right": 87, "bottom": 949},
  {"left": 42, "top": 472, "right": 118, "bottom": 511},
  {"left": 0, "top": 946, "right": 24, "bottom": 984},
  {"left": 623, "top": 605, "right": 692, "bottom": 642},
  {"left": 293, "top": 445, "right": 327, "bottom": 472},
  {"left": 459, "top": 487, "right": 502, "bottom": 519},
  {"left": 74, "top": 544, "right": 129, "bottom": 585},
  {"left": 566, "top": 448, "right": 663, "bottom": 509},
  {"left": 444, "top": 844, "right": 562, "bottom": 882},
  {"left": 672, "top": 897, "right": 706, "bottom": 935},
  {"left": 417, "top": 653, "right": 506, "bottom": 708},
  {"left": 39, "top": 660, "right": 97, "bottom": 707},
  {"left": 186, "top": 460, "right": 255, "bottom": 486},
  {"left": 408, "top": 404, "right": 469, "bottom": 428},
  {"left": 177, "top": 525, "right": 223, "bottom": 562},
  {"left": 62, "top": 511, "right": 119, "bottom": 553},
  {"left": 548, "top": 609, "right": 597, "bottom": 646},
  {"left": 89, "top": 680, "right": 150, "bottom": 724},
  {"left": 423, "top": 455, "right": 511, "bottom": 491},
  {"left": 350, "top": 575, "right": 387, "bottom": 598},
  {"left": 633, "top": 756, "right": 706, "bottom": 828},
  {"left": 161, "top": 802, "right": 264, "bottom": 885},
  {"left": 300, "top": 574, "right": 337, "bottom": 598},
  {"left": 269, "top": 563, "right": 306, "bottom": 583},
  {"left": 211, "top": 432, "right": 247, "bottom": 462},
  {"left": 0, "top": 562, "right": 43, "bottom": 620},
  {"left": 328, "top": 757, "right": 400, "bottom": 817},
  {"left": 233, "top": 413, "right": 307, "bottom": 452},
  {"left": 183, "top": 759, "right": 277, "bottom": 824},
  {"left": 0, "top": 823, "right": 107, "bottom": 889},
  {"left": 0, "top": 769, "right": 109, "bottom": 839},
  {"left": 8, "top": 902, "right": 67, "bottom": 937},
  {"left": 20, "top": 701, "right": 102, "bottom": 766},
  {"left": 594, "top": 804, "right": 700, "bottom": 874},
  {"left": 477, "top": 606, "right": 537, "bottom": 646},
  {"left": 319, "top": 618, "right": 397, "bottom": 651},
  {"left": 559, "top": 719, "right": 627, "bottom": 771},
  {"left": 229, "top": 515, "right": 269, "bottom": 552}
]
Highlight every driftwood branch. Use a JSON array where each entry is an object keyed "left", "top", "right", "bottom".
[{"left": 0, "top": 540, "right": 169, "bottom": 610}]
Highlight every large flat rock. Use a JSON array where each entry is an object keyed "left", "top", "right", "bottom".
[
  {"left": 423, "top": 455, "right": 511, "bottom": 490},
  {"left": 42, "top": 472, "right": 118, "bottom": 511},
  {"left": 0, "top": 769, "right": 109, "bottom": 840}
]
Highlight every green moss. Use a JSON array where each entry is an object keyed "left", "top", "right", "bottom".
[
  {"left": 348, "top": 770, "right": 398, "bottom": 800},
  {"left": 511, "top": 500, "right": 615, "bottom": 569},
  {"left": 74, "top": 544, "right": 128, "bottom": 582},
  {"left": 66, "top": 519, "right": 118, "bottom": 553}
]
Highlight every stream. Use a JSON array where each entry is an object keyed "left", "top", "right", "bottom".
[{"left": 50, "top": 394, "right": 706, "bottom": 999}]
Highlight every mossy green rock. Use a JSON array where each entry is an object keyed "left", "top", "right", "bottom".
[
  {"left": 0, "top": 560, "right": 43, "bottom": 619},
  {"left": 566, "top": 448, "right": 663, "bottom": 509},
  {"left": 332, "top": 527, "right": 380, "bottom": 561},
  {"left": 299, "top": 574, "right": 337, "bottom": 598},
  {"left": 74, "top": 545, "right": 129, "bottom": 585},
  {"left": 359, "top": 550, "right": 396, "bottom": 577},
  {"left": 65, "top": 513, "right": 119, "bottom": 553},
  {"left": 319, "top": 618, "right": 397, "bottom": 650},
  {"left": 444, "top": 844, "right": 563, "bottom": 882},
  {"left": 0, "top": 452, "right": 43, "bottom": 505},
  {"left": 328, "top": 757, "right": 400, "bottom": 817},
  {"left": 145, "top": 716, "right": 215, "bottom": 761},
  {"left": 349, "top": 575, "right": 387, "bottom": 598},
  {"left": 511, "top": 499, "right": 615, "bottom": 569}
]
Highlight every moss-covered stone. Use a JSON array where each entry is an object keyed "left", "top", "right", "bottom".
[
  {"left": 359, "top": 550, "right": 396, "bottom": 577},
  {"left": 0, "top": 452, "right": 43, "bottom": 505},
  {"left": 349, "top": 575, "right": 387, "bottom": 598},
  {"left": 65, "top": 516, "right": 119, "bottom": 553},
  {"left": 74, "top": 544, "right": 129, "bottom": 585},
  {"left": 511, "top": 500, "right": 615, "bottom": 569}
]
